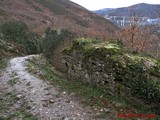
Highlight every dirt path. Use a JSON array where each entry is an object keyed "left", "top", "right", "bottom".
[{"left": 0, "top": 55, "right": 95, "bottom": 120}]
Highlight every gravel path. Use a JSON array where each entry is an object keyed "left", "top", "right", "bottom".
[{"left": 0, "top": 55, "right": 95, "bottom": 120}]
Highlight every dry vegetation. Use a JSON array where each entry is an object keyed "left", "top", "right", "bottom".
[
  {"left": 116, "top": 10, "right": 160, "bottom": 58},
  {"left": 0, "top": 0, "right": 119, "bottom": 40},
  {"left": 0, "top": 0, "right": 122, "bottom": 73}
]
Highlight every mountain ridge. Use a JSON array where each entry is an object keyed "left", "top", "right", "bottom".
[
  {"left": 95, "top": 3, "right": 160, "bottom": 18},
  {"left": 93, "top": 8, "right": 114, "bottom": 15}
]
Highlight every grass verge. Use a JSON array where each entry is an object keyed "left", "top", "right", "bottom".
[
  {"left": 0, "top": 59, "right": 7, "bottom": 69},
  {"left": 27, "top": 55, "right": 159, "bottom": 120}
]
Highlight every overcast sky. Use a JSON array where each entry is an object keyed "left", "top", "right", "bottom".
[{"left": 70, "top": 0, "right": 160, "bottom": 10}]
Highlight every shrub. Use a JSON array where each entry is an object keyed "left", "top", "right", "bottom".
[
  {"left": 0, "top": 20, "right": 42, "bottom": 54},
  {"left": 23, "top": 32, "right": 42, "bottom": 54},
  {"left": 1, "top": 20, "right": 28, "bottom": 42},
  {"left": 42, "top": 28, "right": 75, "bottom": 59}
]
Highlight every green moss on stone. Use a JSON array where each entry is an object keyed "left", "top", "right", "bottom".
[
  {"left": 63, "top": 38, "right": 160, "bottom": 113},
  {"left": 62, "top": 47, "right": 73, "bottom": 55}
]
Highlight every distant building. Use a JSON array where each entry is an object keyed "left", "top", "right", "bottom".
[
  {"left": 104, "top": 15, "right": 160, "bottom": 27},
  {"left": 147, "top": 18, "right": 160, "bottom": 24}
]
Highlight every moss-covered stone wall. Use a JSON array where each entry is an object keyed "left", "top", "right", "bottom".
[{"left": 62, "top": 38, "right": 160, "bottom": 113}]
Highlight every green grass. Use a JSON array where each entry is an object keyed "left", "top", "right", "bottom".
[
  {"left": 27, "top": 55, "right": 160, "bottom": 120},
  {"left": 7, "top": 78, "right": 19, "bottom": 86},
  {"left": 0, "top": 98, "right": 7, "bottom": 111},
  {"left": 0, "top": 60, "right": 6, "bottom": 69}
]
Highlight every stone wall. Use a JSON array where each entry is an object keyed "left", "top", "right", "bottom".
[{"left": 62, "top": 38, "right": 160, "bottom": 113}]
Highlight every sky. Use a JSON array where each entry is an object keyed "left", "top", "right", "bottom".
[{"left": 70, "top": 0, "right": 160, "bottom": 10}]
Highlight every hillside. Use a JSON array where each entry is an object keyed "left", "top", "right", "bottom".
[
  {"left": 93, "top": 8, "right": 114, "bottom": 15},
  {"left": 95, "top": 3, "right": 160, "bottom": 18},
  {"left": 0, "top": 0, "right": 119, "bottom": 40},
  {"left": 1, "top": 1, "right": 160, "bottom": 119}
]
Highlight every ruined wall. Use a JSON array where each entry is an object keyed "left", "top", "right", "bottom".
[{"left": 62, "top": 38, "right": 160, "bottom": 113}]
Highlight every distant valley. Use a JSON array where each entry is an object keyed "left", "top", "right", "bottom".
[{"left": 94, "top": 3, "right": 160, "bottom": 27}]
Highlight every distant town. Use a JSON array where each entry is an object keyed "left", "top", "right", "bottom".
[{"left": 104, "top": 15, "right": 160, "bottom": 27}]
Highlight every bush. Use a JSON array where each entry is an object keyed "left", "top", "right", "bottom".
[
  {"left": 0, "top": 20, "right": 42, "bottom": 54},
  {"left": 23, "top": 32, "right": 42, "bottom": 54},
  {"left": 1, "top": 20, "right": 28, "bottom": 42},
  {"left": 42, "top": 28, "right": 75, "bottom": 59}
]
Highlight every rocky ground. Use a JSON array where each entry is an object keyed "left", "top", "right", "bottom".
[{"left": 0, "top": 55, "right": 107, "bottom": 120}]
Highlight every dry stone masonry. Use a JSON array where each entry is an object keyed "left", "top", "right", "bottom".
[{"left": 62, "top": 38, "right": 160, "bottom": 113}]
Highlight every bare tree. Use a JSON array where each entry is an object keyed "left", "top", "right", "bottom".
[
  {"left": 120, "top": 9, "right": 143, "bottom": 49},
  {"left": 119, "top": 8, "right": 153, "bottom": 51}
]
